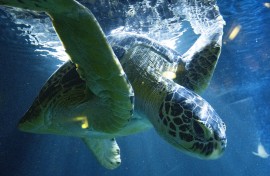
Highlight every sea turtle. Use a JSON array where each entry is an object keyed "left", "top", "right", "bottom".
[{"left": 0, "top": 0, "right": 227, "bottom": 169}]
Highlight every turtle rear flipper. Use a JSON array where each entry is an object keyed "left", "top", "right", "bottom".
[{"left": 83, "top": 138, "right": 121, "bottom": 170}]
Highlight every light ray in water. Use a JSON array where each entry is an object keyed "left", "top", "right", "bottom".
[
  {"left": 73, "top": 116, "right": 89, "bottom": 129},
  {"left": 264, "top": 2, "right": 270, "bottom": 8},
  {"left": 229, "top": 25, "right": 241, "bottom": 40},
  {"left": 162, "top": 71, "right": 176, "bottom": 80}
]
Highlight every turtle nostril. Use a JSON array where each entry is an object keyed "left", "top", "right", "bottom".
[{"left": 221, "top": 138, "right": 227, "bottom": 148}]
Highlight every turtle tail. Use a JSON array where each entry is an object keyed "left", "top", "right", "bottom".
[{"left": 0, "top": 0, "right": 77, "bottom": 14}]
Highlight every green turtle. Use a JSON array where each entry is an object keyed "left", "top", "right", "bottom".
[{"left": 0, "top": 0, "right": 227, "bottom": 169}]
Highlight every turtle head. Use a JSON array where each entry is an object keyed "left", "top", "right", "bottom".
[{"left": 158, "top": 86, "right": 226, "bottom": 159}]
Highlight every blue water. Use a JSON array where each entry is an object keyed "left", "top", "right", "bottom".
[{"left": 0, "top": 0, "right": 270, "bottom": 176}]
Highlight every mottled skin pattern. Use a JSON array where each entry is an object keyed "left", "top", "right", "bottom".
[
  {"left": 0, "top": 0, "right": 226, "bottom": 170},
  {"left": 179, "top": 42, "right": 221, "bottom": 93},
  {"left": 159, "top": 87, "right": 225, "bottom": 156}
]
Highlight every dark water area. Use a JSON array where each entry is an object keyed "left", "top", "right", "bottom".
[{"left": 0, "top": 0, "right": 270, "bottom": 176}]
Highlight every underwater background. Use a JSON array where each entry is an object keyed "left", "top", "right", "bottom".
[{"left": 0, "top": 0, "right": 269, "bottom": 176}]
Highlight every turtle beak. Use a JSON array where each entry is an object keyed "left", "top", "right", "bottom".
[
  {"left": 187, "top": 117, "right": 227, "bottom": 159},
  {"left": 200, "top": 122, "right": 227, "bottom": 159},
  {"left": 206, "top": 137, "right": 227, "bottom": 159},
  {"left": 208, "top": 128, "right": 227, "bottom": 159}
]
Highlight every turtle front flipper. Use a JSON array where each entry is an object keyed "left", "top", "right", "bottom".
[
  {"left": 175, "top": 0, "right": 225, "bottom": 93},
  {"left": 1, "top": 0, "right": 134, "bottom": 133},
  {"left": 82, "top": 138, "right": 121, "bottom": 170},
  {"left": 49, "top": 2, "right": 134, "bottom": 133}
]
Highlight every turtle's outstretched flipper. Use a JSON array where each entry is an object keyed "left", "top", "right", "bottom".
[
  {"left": 1, "top": 0, "right": 134, "bottom": 133},
  {"left": 0, "top": 0, "right": 77, "bottom": 13},
  {"left": 179, "top": 33, "right": 223, "bottom": 93},
  {"left": 83, "top": 138, "right": 121, "bottom": 170},
  {"left": 175, "top": 0, "right": 225, "bottom": 93}
]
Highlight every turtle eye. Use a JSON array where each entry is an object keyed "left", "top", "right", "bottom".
[
  {"left": 193, "top": 121, "right": 205, "bottom": 138},
  {"left": 192, "top": 120, "right": 213, "bottom": 141}
]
